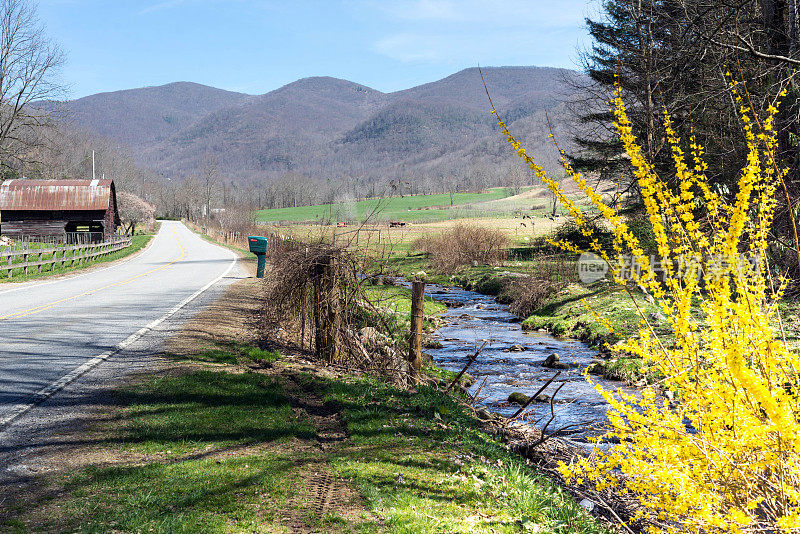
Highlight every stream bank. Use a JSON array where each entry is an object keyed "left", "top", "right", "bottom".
[{"left": 395, "top": 279, "right": 637, "bottom": 444}]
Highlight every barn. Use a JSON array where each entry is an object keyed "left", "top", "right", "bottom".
[{"left": 0, "top": 179, "right": 120, "bottom": 241}]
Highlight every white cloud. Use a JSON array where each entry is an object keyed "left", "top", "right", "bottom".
[
  {"left": 376, "top": 0, "right": 591, "bottom": 27},
  {"left": 392, "top": 0, "right": 460, "bottom": 21},
  {"left": 373, "top": 28, "right": 579, "bottom": 66},
  {"left": 371, "top": 1, "right": 592, "bottom": 65}
]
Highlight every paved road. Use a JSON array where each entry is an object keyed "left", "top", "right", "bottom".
[{"left": 0, "top": 221, "right": 238, "bottom": 426}]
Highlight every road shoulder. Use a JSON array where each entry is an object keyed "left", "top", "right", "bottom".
[{"left": 0, "top": 270, "right": 609, "bottom": 533}]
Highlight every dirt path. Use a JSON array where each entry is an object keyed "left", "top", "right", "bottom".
[{"left": 145, "top": 274, "right": 377, "bottom": 532}]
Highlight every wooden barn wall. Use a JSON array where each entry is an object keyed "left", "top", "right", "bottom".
[
  {"left": 2, "top": 220, "right": 70, "bottom": 238},
  {"left": 104, "top": 199, "right": 118, "bottom": 238},
  {"left": 1, "top": 210, "right": 108, "bottom": 238}
]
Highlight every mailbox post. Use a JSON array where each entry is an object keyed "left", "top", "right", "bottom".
[{"left": 248, "top": 236, "right": 268, "bottom": 278}]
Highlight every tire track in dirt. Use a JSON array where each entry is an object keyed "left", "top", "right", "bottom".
[{"left": 277, "top": 370, "right": 371, "bottom": 532}]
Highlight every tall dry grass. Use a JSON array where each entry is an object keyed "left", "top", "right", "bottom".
[{"left": 413, "top": 223, "right": 508, "bottom": 273}]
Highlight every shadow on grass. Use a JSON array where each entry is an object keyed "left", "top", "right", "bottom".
[
  {"left": 0, "top": 368, "right": 320, "bottom": 533},
  {"left": 530, "top": 285, "right": 611, "bottom": 318},
  {"left": 163, "top": 342, "right": 280, "bottom": 367},
  {"left": 51, "top": 454, "right": 304, "bottom": 533},
  {"left": 110, "top": 370, "right": 316, "bottom": 449}
]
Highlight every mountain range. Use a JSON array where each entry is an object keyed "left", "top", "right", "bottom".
[{"left": 54, "top": 66, "right": 584, "bottom": 186}]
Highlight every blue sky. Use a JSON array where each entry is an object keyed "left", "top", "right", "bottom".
[{"left": 39, "top": 0, "right": 596, "bottom": 99}]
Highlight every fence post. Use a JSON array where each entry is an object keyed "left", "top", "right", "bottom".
[
  {"left": 408, "top": 280, "right": 425, "bottom": 384},
  {"left": 313, "top": 254, "right": 342, "bottom": 364}
]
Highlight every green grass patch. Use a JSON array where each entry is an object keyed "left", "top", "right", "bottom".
[
  {"left": 363, "top": 284, "right": 447, "bottom": 316},
  {"left": 256, "top": 188, "right": 516, "bottom": 223},
  {"left": 113, "top": 370, "right": 314, "bottom": 455},
  {"left": 2, "top": 342, "right": 607, "bottom": 533},
  {"left": 321, "top": 375, "right": 608, "bottom": 533},
  {"left": 54, "top": 452, "right": 306, "bottom": 534},
  {"left": 362, "top": 283, "right": 447, "bottom": 335},
  {"left": 0, "top": 234, "right": 154, "bottom": 284},
  {"left": 2, "top": 362, "right": 317, "bottom": 533},
  {"left": 521, "top": 282, "right": 664, "bottom": 345},
  {"left": 165, "top": 341, "right": 281, "bottom": 366},
  {"left": 603, "top": 357, "right": 645, "bottom": 382}
]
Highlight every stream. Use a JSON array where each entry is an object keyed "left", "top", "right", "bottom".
[{"left": 397, "top": 280, "right": 634, "bottom": 443}]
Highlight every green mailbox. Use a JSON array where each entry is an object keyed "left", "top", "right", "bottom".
[{"left": 248, "top": 236, "right": 268, "bottom": 278}]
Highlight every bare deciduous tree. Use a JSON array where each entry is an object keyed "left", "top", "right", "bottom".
[
  {"left": 0, "top": 0, "right": 64, "bottom": 177},
  {"left": 200, "top": 154, "right": 217, "bottom": 224}
]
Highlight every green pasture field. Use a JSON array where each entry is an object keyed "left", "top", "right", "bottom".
[{"left": 255, "top": 188, "right": 519, "bottom": 223}]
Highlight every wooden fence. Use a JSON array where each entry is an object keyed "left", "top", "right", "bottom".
[
  {"left": 196, "top": 223, "right": 297, "bottom": 257},
  {"left": 0, "top": 236, "right": 132, "bottom": 279}
]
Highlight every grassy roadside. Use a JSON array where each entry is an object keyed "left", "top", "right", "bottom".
[
  {"left": 199, "top": 233, "right": 250, "bottom": 256},
  {"left": 0, "top": 233, "right": 155, "bottom": 285},
  {"left": 183, "top": 222, "right": 259, "bottom": 276},
  {"left": 0, "top": 277, "right": 609, "bottom": 534},
  {"left": 0, "top": 350, "right": 608, "bottom": 533}
]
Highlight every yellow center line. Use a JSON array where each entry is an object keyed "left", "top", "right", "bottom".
[{"left": 0, "top": 226, "right": 187, "bottom": 322}]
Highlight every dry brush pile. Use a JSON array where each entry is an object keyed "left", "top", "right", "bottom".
[{"left": 260, "top": 240, "right": 413, "bottom": 385}]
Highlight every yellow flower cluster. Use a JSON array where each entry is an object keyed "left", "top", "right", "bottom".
[{"left": 494, "top": 85, "right": 800, "bottom": 532}]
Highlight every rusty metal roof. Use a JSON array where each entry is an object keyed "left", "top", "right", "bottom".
[{"left": 0, "top": 179, "right": 115, "bottom": 211}]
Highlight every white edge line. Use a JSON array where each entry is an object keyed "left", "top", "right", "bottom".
[
  {"left": 0, "top": 223, "right": 168, "bottom": 297},
  {"left": 0, "top": 249, "right": 238, "bottom": 431}
]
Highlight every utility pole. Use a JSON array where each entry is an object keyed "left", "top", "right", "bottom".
[{"left": 92, "top": 150, "right": 96, "bottom": 180}]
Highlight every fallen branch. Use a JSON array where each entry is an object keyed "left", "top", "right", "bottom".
[
  {"left": 509, "top": 371, "right": 562, "bottom": 420},
  {"left": 469, "top": 376, "right": 488, "bottom": 406},
  {"left": 444, "top": 341, "right": 487, "bottom": 393},
  {"left": 340, "top": 327, "right": 373, "bottom": 366},
  {"left": 592, "top": 491, "right": 636, "bottom": 534}
]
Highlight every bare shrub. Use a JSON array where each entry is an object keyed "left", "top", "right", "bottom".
[
  {"left": 507, "top": 277, "right": 567, "bottom": 317},
  {"left": 522, "top": 253, "right": 579, "bottom": 283},
  {"left": 262, "top": 241, "right": 410, "bottom": 384},
  {"left": 503, "top": 253, "right": 576, "bottom": 316},
  {"left": 414, "top": 224, "right": 508, "bottom": 273}
]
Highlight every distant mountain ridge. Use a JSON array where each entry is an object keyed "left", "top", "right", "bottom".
[
  {"left": 55, "top": 66, "right": 584, "bottom": 185},
  {"left": 57, "top": 82, "right": 252, "bottom": 150}
]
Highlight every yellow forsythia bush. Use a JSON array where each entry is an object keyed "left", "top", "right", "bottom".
[{"left": 494, "top": 82, "right": 800, "bottom": 532}]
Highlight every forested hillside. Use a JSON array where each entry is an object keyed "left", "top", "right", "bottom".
[
  {"left": 55, "top": 82, "right": 252, "bottom": 150},
  {"left": 54, "top": 66, "right": 583, "bottom": 198}
]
